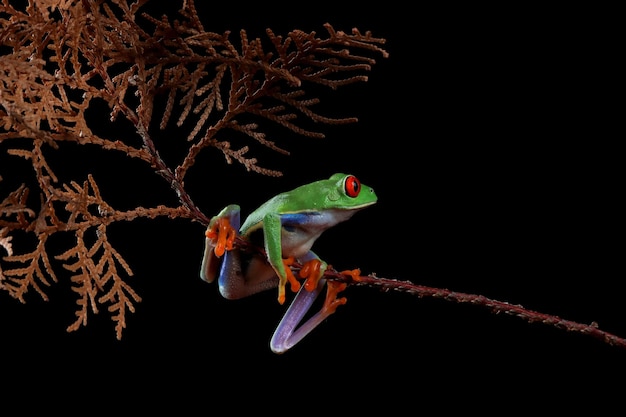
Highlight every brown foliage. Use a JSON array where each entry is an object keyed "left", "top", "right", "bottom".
[{"left": 0, "top": 0, "right": 388, "bottom": 338}]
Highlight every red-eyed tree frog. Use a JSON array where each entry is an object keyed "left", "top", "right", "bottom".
[{"left": 200, "top": 173, "right": 377, "bottom": 353}]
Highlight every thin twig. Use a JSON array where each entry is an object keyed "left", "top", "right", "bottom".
[
  {"left": 107, "top": 93, "right": 212, "bottom": 226},
  {"left": 233, "top": 236, "right": 626, "bottom": 350},
  {"left": 134, "top": 122, "right": 211, "bottom": 226}
]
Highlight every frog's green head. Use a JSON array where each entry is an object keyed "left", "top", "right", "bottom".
[{"left": 321, "top": 173, "right": 377, "bottom": 210}]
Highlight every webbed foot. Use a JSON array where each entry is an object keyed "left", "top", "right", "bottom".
[
  {"left": 321, "top": 281, "right": 348, "bottom": 315},
  {"left": 205, "top": 216, "right": 236, "bottom": 257},
  {"left": 200, "top": 205, "right": 240, "bottom": 284},
  {"left": 300, "top": 258, "right": 327, "bottom": 292},
  {"left": 278, "top": 257, "right": 302, "bottom": 304},
  {"left": 320, "top": 269, "right": 362, "bottom": 314}
]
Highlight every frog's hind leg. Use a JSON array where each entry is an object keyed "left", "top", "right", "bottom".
[
  {"left": 269, "top": 276, "right": 327, "bottom": 353},
  {"left": 269, "top": 253, "right": 347, "bottom": 354},
  {"left": 201, "top": 204, "right": 280, "bottom": 299},
  {"left": 218, "top": 251, "right": 279, "bottom": 299}
]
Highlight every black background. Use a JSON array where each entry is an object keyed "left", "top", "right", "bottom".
[{"left": 1, "top": 1, "right": 622, "bottom": 413}]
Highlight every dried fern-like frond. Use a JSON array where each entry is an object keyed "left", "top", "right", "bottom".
[
  {"left": 0, "top": 167, "right": 191, "bottom": 337},
  {"left": 171, "top": 20, "right": 388, "bottom": 180},
  {"left": 0, "top": 184, "right": 35, "bottom": 230},
  {"left": 2, "top": 0, "right": 387, "bottom": 177},
  {"left": 0, "top": 229, "right": 12, "bottom": 256},
  {"left": 0, "top": 185, "right": 47, "bottom": 298},
  {"left": 1, "top": 235, "right": 57, "bottom": 302},
  {"left": 56, "top": 224, "right": 140, "bottom": 340}
]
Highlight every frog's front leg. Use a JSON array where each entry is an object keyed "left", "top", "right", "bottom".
[
  {"left": 262, "top": 212, "right": 302, "bottom": 305},
  {"left": 201, "top": 205, "right": 278, "bottom": 299},
  {"left": 200, "top": 205, "right": 240, "bottom": 285}
]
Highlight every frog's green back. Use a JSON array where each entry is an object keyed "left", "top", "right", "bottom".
[{"left": 240, "top": 173, "right": 376, "bottom": 236}]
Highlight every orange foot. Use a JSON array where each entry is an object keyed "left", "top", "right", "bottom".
[
  {"left": 339, "top": 268, "right": 363, "bottom": 283},
  {"left": 300, "top": 259, "right": 326, "bottom": 292},
  {"left": 278, "top": 257, "right": 302, "bottom": 305},
  {"left": 321, "top": 281, "right": 348, "bottom": 315},
  {"left": 205, "top": 217, "right": 236, "bottom": 257}
]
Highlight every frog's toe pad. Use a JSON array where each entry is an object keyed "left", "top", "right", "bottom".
[
  {"left": 206, "top": 217, "right": 236, "bottom": 257},
  {"left": 321, "top": 281, "right": 348, "bottom": 315},
  {"left": 300, "top": 259, "right": 326, "bottom": 292}
]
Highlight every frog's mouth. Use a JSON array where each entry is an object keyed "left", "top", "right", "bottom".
[{"left": 352, "top": 200, "right": 377, "bottom": 210}]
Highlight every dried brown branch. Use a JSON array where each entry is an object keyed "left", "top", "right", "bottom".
[
  {"left": 233, "top": 237, "right": 626, "bottom": 350},
  {"left": 1, "top": 0, "right": 388, "bottom": 338},
  {"left": 344, "top": 274, "right": 626, "bottom": 349}
]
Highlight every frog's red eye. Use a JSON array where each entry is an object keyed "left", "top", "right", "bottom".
[{"left": 344, "top": 175, "right": 361, "bottom": 197}]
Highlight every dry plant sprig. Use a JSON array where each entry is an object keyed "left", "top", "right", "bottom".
[
  {"left": 0, "top": 0, "right": 389, "bottom": 338},
  {"left": 233, "top": 237, "right": 626, "bottom": 350}
]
